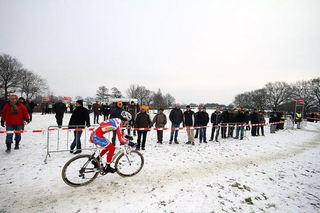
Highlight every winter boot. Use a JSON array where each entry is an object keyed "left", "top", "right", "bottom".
[
  {"left": 14, "top": 142, "right": 19, "bottom": 150},
  {"left": 5, "top": 143, "right": 11, "bottom": 153}
]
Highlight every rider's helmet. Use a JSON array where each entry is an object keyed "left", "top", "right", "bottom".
[{"left": 121, "top": 111, "right": 132, "bottom": 121}]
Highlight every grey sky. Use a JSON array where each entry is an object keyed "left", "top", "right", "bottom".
[{"left": 0, "top": 0, "right": 319, "bottom": 104}]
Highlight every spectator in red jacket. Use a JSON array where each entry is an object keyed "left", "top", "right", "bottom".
[{"left": 1, "top": 95, "right": 30, "bottom": 153}]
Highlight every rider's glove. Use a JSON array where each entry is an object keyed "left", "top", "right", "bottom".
[
  {"left": 128, "top": 141, "right": 136, "bottom": 147},
  {"left": 1, "top": 121, "right": 5, "bottom": 127},
  {"left": 125, "top": 135, "right": 134, "bottom": 141}
]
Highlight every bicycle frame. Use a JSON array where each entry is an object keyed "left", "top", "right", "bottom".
[{"left": 92, "top": 143, "right": 133, "bottom": 167}]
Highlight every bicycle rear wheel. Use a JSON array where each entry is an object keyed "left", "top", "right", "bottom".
[
  {"left": 115, "top": 150, "right": 144, "bottom": 177},
  {"left": 62, "top": 154, "right": 100, "bottom": 187}
]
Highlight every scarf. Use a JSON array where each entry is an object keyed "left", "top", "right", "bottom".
[{"left": 10, "top": 103, "right": 19, "bottom": 115}]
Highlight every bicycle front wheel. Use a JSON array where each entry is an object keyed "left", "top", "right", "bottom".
[
  {"left": 61, "top": 154, "right": 100, "bottom": 187},
  {"left": 115, "top": 150, "right": 144, "bottom": 177}
]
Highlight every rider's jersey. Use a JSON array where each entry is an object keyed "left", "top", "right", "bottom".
[{"left": 94, "top": 118, "right": 127, "bottom": 144}]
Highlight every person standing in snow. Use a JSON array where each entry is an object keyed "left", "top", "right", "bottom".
[
  {"left": 183, "top": 105, "right": 195, "bottom": 145},
  {"left": 152, "top": 108, "right": 167, "bottom": 144},
  {"left": 110, "top": 101, "right": 125, "bottom": 146},
  {"left": 135, "top": 105, "right": 151, "bottom": 150},
  {"left": 54, "top": 99, "right": 67, "bottom": 128},
  {"left": 209, "top": 108, "right": 222, "bottom": 142},
  {"left": 169, "top": 104, "right": 183, "bottom": 144},
  {"left": 1, "top": 95, "right": 30, "bottom": 152},
  {"left": 198, "top": 106, "right": 209, "bottom": 143},
  {"left": 92, "top": 100, "right": 101, "bottom": 124},
  {"left": 68, "top": 100, "right": 90, "bottom": 154}
]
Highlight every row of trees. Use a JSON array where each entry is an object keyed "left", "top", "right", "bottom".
[
  {"left": 93, "top": 84, "right": 176, "bottom": 108},
  {"left": 0, "top": 54, "right": 48, "bottom": 100},
  {"left": 233, "top": 78, "right": 320, "bottom": 112}
]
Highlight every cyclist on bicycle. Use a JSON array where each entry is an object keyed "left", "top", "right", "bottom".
[{"left": 90, "top": 111, "right": 133, "bottom": 173}]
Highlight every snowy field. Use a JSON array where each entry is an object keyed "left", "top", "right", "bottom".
[{"left": 0, "top": 112, "right": 320, "bottom": 213}]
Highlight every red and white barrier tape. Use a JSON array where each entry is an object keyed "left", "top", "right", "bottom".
[{"left": 0, "top": 122, "right": 285, "bottom": 134}]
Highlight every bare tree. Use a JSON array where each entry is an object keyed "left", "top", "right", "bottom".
[
  {"left": 85, "top": 96, "right": 94, "bottom": 104},
  {"left": 75, "top": 96, "right": 83, "bottom": 100},
  {"left": 233, "top": 92, "right": 252, "bottom": 109},
  {"left": 310, "top": 78, "right": 320, "bottom": 109},
  {"left": 164, "top": 93, "right": 175, "bottom": 108},
  {"left": 126, "top": 84, "right": 139, "bottom": 99},
  {"left": 96, "top": 86, "right": 109, "bottom": 103},
  {"left": 0, "top": 54, "right": 22, "bottom": 100},
  {"left": 136, "top": 86, "right": 151, "bottom": 105},
  {"left": 110, "top": 87, "right": 122, "bottom": 98},
  {"left": 265, "top": 81, "right": 294, "bottom": 109},
  {"left": 152, "top": 89, "right": 165, "bottom": 108},
  {"left": 292, "top": 80, "right": 314, "bottom": 111},
  {"left": 250, "top": 88, "right": 268, "bottom": 110},
  {"left": 19, "top": 69, "right": 48, "bottom": 99}
]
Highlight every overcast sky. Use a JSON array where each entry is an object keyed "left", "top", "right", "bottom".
[{"left": 0, "top": 0, "right": 319, "bottom": 104}]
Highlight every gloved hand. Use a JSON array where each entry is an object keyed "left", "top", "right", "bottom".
[
  {"left": 1, "top": 121, "right": 5, "bottom": 127},
  {"left": 125, "top": 135, "right": 134, "bottom": 141},
  {"left": 25, "top": 119, "right": 30, "bottom": 124},
  {"left": 128, "top": 141, "right": 136, "bottom": 147}
]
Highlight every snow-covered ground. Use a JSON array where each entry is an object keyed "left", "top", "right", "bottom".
[{"left": 0, "top": 112, "right": 320, "bottom": 213}]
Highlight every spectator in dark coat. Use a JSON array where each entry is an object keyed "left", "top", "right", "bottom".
[
  {"left": 1, "top": 95, "right": 30, "bottom": 152},
  {"left": 127, "top": 101, "right": 138, "bottom": 136},
  {"left": 250, "top": 109, "right": 259, "bottom": 136},
  {"left": 194, "top": 106, "right": 202, "bottom": 138},
  {"left": 198, "top": 107, "right": 209, "bottom": 143},
  {"left": 245, "top": 111, "right": 251, "bottom": 131},
  {"left": 135, "top": 106, "right": 151, "bottom": 150},
  {"left": 101, "top": 104, "right": 111, "bottom": 121},
  {"left": 269, "top": 108, "right": 278, "bottom": 133},
  {"left": 169, "top": 104, "right": 183, "bottom": 144},
  {"left": 209, "top": 108, "right": 222, "bottom": 142},
  {"left": 228, "top": 109, "right": 237, "bottom": 138},
  {"left": 152, "top": 108, "right": 167, "bottom": 144},
  {"left": 110, "top": 101, "right": 125, "bottom": 145},
  {"left": 183, "top": 105, "right": 195, "bottom": 145},
  {"left": 54, "top": 100, "right": 67, "bottom": 127},
  {"left": 92, "top": 101, "right": 101, "bottom": 124},
  {"left": 257, "top": 111, "right": 265, "bottom": 136},
  {"left": 221, "top": 108, "right": 229, "bottom": 138},
  {"left": 234, "top": 108, "right": 246, "bottom": 140},
  {"left": 26, "top": 98, "right": 36, "bottom": 121},
  {"left": 68, "top": 100, "right": 90, "bottom": 154}
]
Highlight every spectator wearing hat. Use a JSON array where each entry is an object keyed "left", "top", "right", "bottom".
[
  {"left": 152, "top": 108, "right": 167, "bottom": 144},
  {"left": 169, "top": 104, "right": 183, "bottom": 144},
  {"left": 1, "top": 95, "right": 30, "bottom": 152},
  {"left": 184, "top": 105, "right": 195, "bottom": 145},
  {"left": 135, "top": 105, "right": 151, "bottom": 150},
  {"left": 110, "top": 101, "right": 125, "bottom": 145},
  {"left": 68, "top": 100, "right": 90, "bottom": 154}
]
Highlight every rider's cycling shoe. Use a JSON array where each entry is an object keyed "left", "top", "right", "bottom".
[{"left": 104, "top": 165, "right": 117, "bottom": 174}]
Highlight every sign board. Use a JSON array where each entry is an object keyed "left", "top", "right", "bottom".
[
  {"left": 42, "top": 96, "right": 50, "bottom": 103},
  {"left": 296, "top": 98, "right": 304, "bottom": 105},
  {"left": 63, "top": 96, "right": 72, "bottom": 102}
]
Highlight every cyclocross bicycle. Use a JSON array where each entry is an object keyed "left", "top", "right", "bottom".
[{"left": 61, "top": 142, "right": 144, "bottom": 187}]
